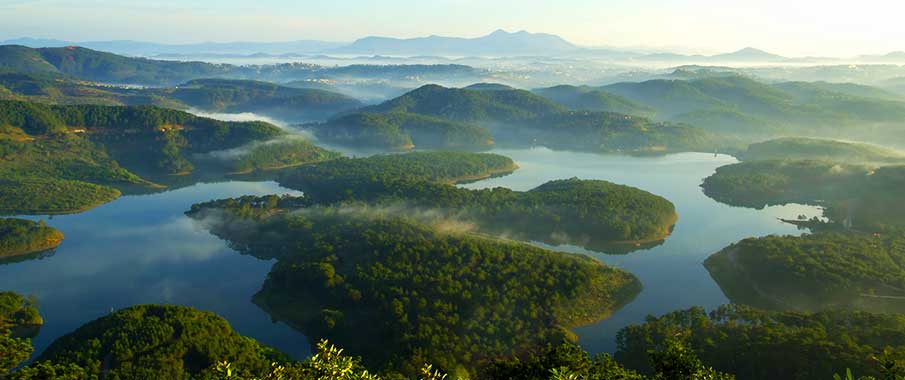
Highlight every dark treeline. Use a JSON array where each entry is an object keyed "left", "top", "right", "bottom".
[
  {"left": 1, "top": 301, "right": 745, "bottom": 380},
  {"left": 616, "top": 305, "right": 905, "bottom": 380}
]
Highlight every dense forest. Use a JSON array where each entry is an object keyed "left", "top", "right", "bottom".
[
  {"left": 701, "top": 159, "right": 905, "bottom": 231},
  {"left": 0, "top": 218, "right": 63, "bottom": 258},
  {"left": 704, "top": 231, "right": 905, "bottom": 312},
  {"left": 701, "top": 159, "right": 870, "bottom": 209},
  {"left": 1, "top": 299, "right": 743, "bottom": 380},
  {"left": 0, "top": 100, "right": 339, "bottom": 212},
  {"left": 615, "top": 304, "right": 905, "bottom": 380},
  {"left": 278, "top": 152, "right": 677, "bottom": 248},
  {"left": 533, "top": 85, "right": 657, "bottom": 118},
  {"left": 0, "top": 73, "right": 363, "bottom": 122},
  {"left": 306, "top": 112, "right": 494, "bottom": 151},
  {"left": 741, "top": 137, "right": 905, "bottom": 164},
  {"left": 187, "top": 196, "right": 642, "bottom": 376},
  {"left": 346, "top": 84, "right": 718, "bottom": 154},
  {"left": 161, "top": 78, "right": 363, "bottom": 122},
  {"left": 214, "top": 138, "right": 341, "bottom": 174},
  {"left": 281, "top": 151, "right": 519, "bottom": 189},
  {"left": 602, "top": 75, "right": 905, "bottom": 146}
]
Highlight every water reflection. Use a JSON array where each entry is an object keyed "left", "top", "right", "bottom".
[
  {"left": 0, "top": 148, "right": 824, "bottom": 361},
  {"left": 0, "top": 181, "right": 311, "bottom": 360},
  {"left": 462, "top": 148, "right": 822, "bottom": 354}
]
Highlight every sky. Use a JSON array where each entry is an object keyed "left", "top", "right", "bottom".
[{"left": 0, "top": 0, "right": 903, "bottom": 57}]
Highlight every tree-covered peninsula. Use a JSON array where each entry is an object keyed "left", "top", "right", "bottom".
[
  {"left": 0, "top": 100, "right": 336, "bottom": 213},
  {"left": 701, "top": 160, "right": 905, "bottom": 232},
  {"left": 740, "top": 137, "right": 905, "bottom": 164},
  {"left": 278, "top": 152, "right": 677, "bottom": 249},
  {"left": 0, "top": 218, "right": 63, "bottom": 258},
  {"left": 704, "top": 231, "right": 905, "bottom": 313},
  {"left": 186, "top": 196, "right": 642, "bottom": 376}
]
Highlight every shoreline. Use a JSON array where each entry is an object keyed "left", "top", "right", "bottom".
[{"left": 0, "top": 235, "right": 64, "bottom": 260}]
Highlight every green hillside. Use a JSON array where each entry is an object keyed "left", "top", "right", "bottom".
[
  {"left": 346, "top": 84, "right": 717, "bottom": 153},
  {"left": 534, "top": 85, "right": 656, "bottom": 117},
  {"left": 616, "top": 305, "right": 905, "bottom": 380},
  {"left": 603, "top": 75, "right": 905, "bottom": 144},
  {"left": 742, "top": 137, "right": 905, "bottom": 163},
  {"left": 307, "top": 112, "right": 494, "bottom": 151},
  {"left": 162, "top": 78, "right": 362, "bottom": 121},
  {"left": 187, "top": 196, "right": 641, "bottom": 375}
]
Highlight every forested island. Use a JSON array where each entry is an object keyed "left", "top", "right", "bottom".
[
  {"left": 278, "top": 152, "right": 677, "bottom": 249},
  {"left": 187, "top": 196, "right": 642, "bottom": 375},
  {"left": 0, "top": 218, "right": 63, "bottom": 258}
]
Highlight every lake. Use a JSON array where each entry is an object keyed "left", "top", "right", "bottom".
[{"left": 0, "top": 147, "right": 820, "bottom": 360}]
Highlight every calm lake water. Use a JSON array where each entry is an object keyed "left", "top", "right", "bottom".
[{"left": 0, "top": 147, "right": 820, "bottom": 360}]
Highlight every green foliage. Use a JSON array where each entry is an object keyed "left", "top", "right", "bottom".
[
  {"left": 0, "top": 331, "right": 33, "bottom": 375},
  {"left": 702, "top": 160, "right": 905, "bottom": 231},
  {"left": 484, "top": 342, "right": 643, "bottom": 380},
  {"left": 281, "top": 151, "right": 517, "bottom": 191},
  {"left": 36, "top": 305, "right": 288, "bottom": 380},
  {"left": 353, "top": 84, "right": 716, "bottom": 154},
  {"left": 310, "top": 112, "right": 494, "bottom": 151},
  {"left": 0, "top": 292, "right": 42, "bottom": 330},
  {"left": 615, "top": 305, "right": 905, "bottom": 380},
  {"left": 0, "top": 218, "right": 63, "bottom": 258},
  {"left": 0, "top": 178, "right": 120, "bottom": 215},
  {"left": 188, "top": 201, "right": 641, "bottom": 376},
  {"left": 359, "top": 84, "right": 565, "bottom": 123},
  {"left": 521, "top": 111, "right": 717, "bottom": 153},
  {"left": 701, "top": 160, "right": 869, "bottom": 210},
  {"left": 225, "top": 138, "right": 341, "bottom": 174},
  {"left": 647, "top": 340, "right": 734, "bottom": 380},
  {"left": 7, "top": 362, "right": 98, "bottom": 380},
  {"left": 166, "top": 78, "right": 362, "bottom": 121},
  {"left": 742, "top": 138, "right": 905, "bottom": 164},
  {"left": 19, "top": 46, "right": 233, "bottom": 85},
  {"left": 704, "top": 231, "right": 905, "bottom": 312},
  {"left": 279, "top": 153, "right": 676, "bottom": 247},
  {"left": 534, "top": 85, "right": 656, "bottom": 118},
  {"left": 603, "top": 75, "right": 905, "bottom": 145}
]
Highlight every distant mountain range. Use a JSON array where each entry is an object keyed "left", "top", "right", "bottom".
[
  {"left": 638, "top": 47, "right": 788, "bottom": 63},
  {"left": 5, "top": 33, "right": 905, "bottom": 63},
  {"left": 332, "top": 29, "right": 580, "bottom": 56}
]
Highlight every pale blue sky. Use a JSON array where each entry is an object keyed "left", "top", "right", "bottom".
[{"left": 1, "top": 0, "right": 903, "bottom": 56}]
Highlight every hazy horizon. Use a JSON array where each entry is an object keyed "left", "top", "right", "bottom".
[{"left": 1, "top": 0, "right": 904, "bottom": 57}]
